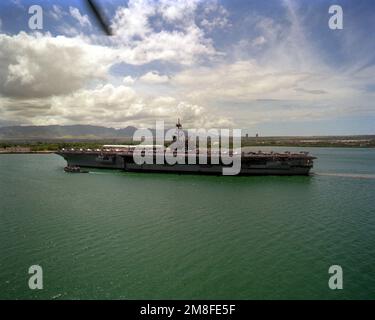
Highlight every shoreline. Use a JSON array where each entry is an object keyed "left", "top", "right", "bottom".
[
  {"left": 1, "top": 145, "right": 375, "bottom": 155},
  {"left": 0, "top": 151, "right": 56, "bottom": 154}
]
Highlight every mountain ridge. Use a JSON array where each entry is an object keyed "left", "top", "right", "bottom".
[
  {"left": 0, "top": 125, "right": 139, "bottom": 140},
  {"left": 1, "top": 124, "right": 375, "bottom": 141}
]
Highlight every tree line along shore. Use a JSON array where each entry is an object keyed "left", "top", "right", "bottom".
[{"left": 0, "top": 136, "right": 374, "bottom": 153}]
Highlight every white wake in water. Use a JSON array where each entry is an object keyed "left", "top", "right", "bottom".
[
  {"left": 316, "top": 173, "right": 375, "bottom": 179},
  {"left": 88, "top": 171, "right": 111, "bottom": 175}
]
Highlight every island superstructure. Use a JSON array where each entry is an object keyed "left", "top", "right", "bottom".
[{"left": 56, "top": 122, "right": 316, "bottom": 176}]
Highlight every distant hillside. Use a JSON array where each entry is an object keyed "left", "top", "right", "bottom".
[
  {"left": 0, "top": 125, "right": 138, "bottom": 140},
  {"left": 1, "top": 125, "right": 374, "bottom": 148}
]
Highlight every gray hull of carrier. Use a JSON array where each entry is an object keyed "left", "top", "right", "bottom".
[{"left": 57, "top": 150, "right": 315, "bottom": 176}]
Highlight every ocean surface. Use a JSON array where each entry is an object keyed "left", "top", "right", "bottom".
[{"left": 0, "top": 147, "right": 374, "bottom": 300}]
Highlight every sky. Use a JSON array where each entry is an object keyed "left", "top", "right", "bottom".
[{"left": 0, "top": 0, "right": 374, "bottom": 135}]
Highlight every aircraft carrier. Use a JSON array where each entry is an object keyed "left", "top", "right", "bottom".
[
  {"left": 56, "top": 148, "right": 315, "bottom": 175},
  {"left": 56, "top": 122, "right": 316, "bottom": 176}
]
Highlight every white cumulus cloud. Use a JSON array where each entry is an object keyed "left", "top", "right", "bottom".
[
  {"left": 139, "top": 71, "right": 169, "bottom": 84},
  {"left": 69, "top": 6, "right": 91, "bottom": 28},
  {"left": 0, "top": 32, "right": 114, "bottom": 98}
]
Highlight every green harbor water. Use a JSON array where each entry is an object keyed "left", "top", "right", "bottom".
[{"left": 0, "top": 147, "right": 375, "bottom": 299}]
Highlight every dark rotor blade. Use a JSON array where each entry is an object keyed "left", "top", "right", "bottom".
[{"left": 86, "top": 0, "right": 113, "bottom": 36}]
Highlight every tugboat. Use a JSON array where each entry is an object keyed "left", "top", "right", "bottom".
[{"left": 64, "top": 165, "right": 89, "bottom": 173}]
